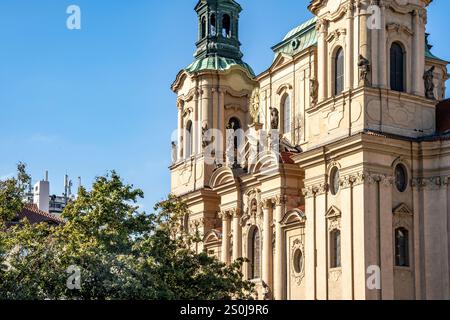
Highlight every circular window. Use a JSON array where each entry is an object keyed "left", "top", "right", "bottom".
[
  {"left": 293, "top": 249, "right": 303, "bottom": 274},
  {"left": 291, "top": 39, "right": 300, "bottom": 50},
  {"left": 330, "top": 167, "right": 340, "bottom": 195},
  {"left": 395, "top": 164, "right": 408, "bottom": 192}
]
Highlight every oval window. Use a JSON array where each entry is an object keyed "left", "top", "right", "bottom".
[
  {"left": 395, "top": 164, "right": 408, "bottom": 192},
  {"left": 293, "top": 249, "right": 303, "bottom": 274},
  {"left": 330, "top": 167, "right": 340, "bottom": 195}
]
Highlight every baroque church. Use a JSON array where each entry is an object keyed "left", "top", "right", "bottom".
[{"left": 169, "top": 0, "right": 450, "bottom": 300}]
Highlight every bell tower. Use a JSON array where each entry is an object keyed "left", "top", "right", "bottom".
[
  {"left": 194, "top": 0, "right": 244, "bottom": 61},
  {"left": 170, "top": 0, "right": 257, "bottom": 245}
]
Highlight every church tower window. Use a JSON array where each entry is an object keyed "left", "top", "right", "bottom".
[
  {"left": 210, "top": 14, "right": 217, "bottom": 36},
  {"left": 395, "top": 228, "right": 410, "bottom": 267},
  {"left": 283, "top": 95, "right": 291, "bottom": 135},
  {"left": 395, "top": 164, "right": 408, "bottom": 193},
  {"left": 201, "top": 16, "right": 207, "bottom": 39},
  {"left": 186, "top": 120, "right": 193, "bottom": 158},
  {"left": 390, "top": 42, "right": 405, "bottom": 92},
  {"left": 330, "top": 229, "right": 341, "bottom": 268},
  {"left": 250, "top": 227, "right": 261, "bottom": 280},
  {"left": 334, "top": 47, "right": 344, "bottom": 95},
  {"left": 222, "top": 14, "right": 231, "bottom": 38}
]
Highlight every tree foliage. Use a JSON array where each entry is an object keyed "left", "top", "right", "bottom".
[{"left": 0, "top": 167, "right": 253, "bottom": 300}]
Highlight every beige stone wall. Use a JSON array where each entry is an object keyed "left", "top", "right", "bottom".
[{"left": 169, "top": 0, "right": 449, "bottom": 300}]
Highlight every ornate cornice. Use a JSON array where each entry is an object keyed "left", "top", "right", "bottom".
[{"left": 411, "top": 176, "right": 450, "bottom": 190}]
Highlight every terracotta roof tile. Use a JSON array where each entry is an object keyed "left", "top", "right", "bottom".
[{"left": 17, "top": 204, "right": 65, "bottom": 225}]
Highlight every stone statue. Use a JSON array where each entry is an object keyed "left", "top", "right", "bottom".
[
  {"left": 310, "top": 78, "right": 318, "bottom": 105},
  {"left": 171, "top": 141, "right": 177, "bottom": 163},
  {"left": 269, "top": 107, "right": 279, "bottom": 130},
  {"left": 424, "top": 66, "right": 435, "bottom": 100},
  {"left": 249, "top": 88, "right": 260, "bottom": 124},
  {"left": 202, "top": 123, "right": 209, "bottom": 149},
  {"left": 358, "top": 54, "right": 371, "bottom": 85}
]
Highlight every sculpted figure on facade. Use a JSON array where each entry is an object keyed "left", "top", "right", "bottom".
[{"left": 424, "top": 66, "right": 436, "bottom": 100}]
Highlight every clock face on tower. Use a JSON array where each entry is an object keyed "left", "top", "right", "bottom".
[{"left": 328, "top": 0, "right": 342, "bottom": 14}]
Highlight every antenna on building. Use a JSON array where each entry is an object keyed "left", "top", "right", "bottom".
[
  {"left": 78, "top": 176, "right": 82, "bottom": 189},
  {"left": 64, "top": 174, "right": 69, "bottom": 199},
  {"left": 45, "top": 170, "right": 49, "bottom": 182}
]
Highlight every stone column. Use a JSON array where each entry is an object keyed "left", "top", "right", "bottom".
[
  {"left": 177, "top": 101, "right": 183, "bottom": 160},
  {"left": 345, "top": 4, "right": 354, "bottom": 91},
  {"left": 262, "top": 199, "right": 273, "bottom": 291},
  {"left": 220, "top": 210, "right": 231, "bottom": 264},
  {"left": 303, "top": 187, "right": 316, "bottom": 300},
  {"left": 273, "top": 195, "right": 286, "bottom": 300},
  {"left": 412, "top": 9, "right": 425, "bottom": 96},
  {"left": 379, "top": 3, "right": 387, "bottom": 88},
  {"left": 317, "top": 19, "right": 328, "bottom": 102},
  {"left": 379, "top": 175, "right": 394, "bottom": 300},
  {"left": 359, "top": 1, "right": 370, "bottom": 85},
  {"left": 194, "top": 89, "right": 201, "bottom": 155},
  {"left": 232, "top": 208, "right": 242, "bottom": 261}
]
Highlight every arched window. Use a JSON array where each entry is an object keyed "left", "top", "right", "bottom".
[
  {"left": 390, "top": 42, "right": 405, "bottom": 92},
  {"left": 222, "top": 14, "right": 231, "bottom": 38},
  {"left": 283, "top": 95, "right": 291, "bottom": 134},
  {"left": 395, "top": 228, "right": 410, "bottom": 267},
  {"left": 330, "top": 229, "right": 341, "bottom": 268},
  {"left": 186, "top": 121, "right": 193, "bottom": 158},
  {"left": 210, "top": 14, "right": 216, "bottom": 36},
  {"left": 334, "top": 47, "right": 344, "bottom": 95},
  {"left": 201, "top": 16, "right": 206, "bottom": 39},
  {"left": 250, "top": 227, "right": 261, "bottom": 279}
]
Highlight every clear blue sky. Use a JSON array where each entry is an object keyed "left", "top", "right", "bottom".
[{"left": 0, "top": 0, "right": 449, "bottom": 211}]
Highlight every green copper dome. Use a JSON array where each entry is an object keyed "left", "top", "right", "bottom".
[{"left": 185, "top": 56, "right": 255, "bottom": 77}]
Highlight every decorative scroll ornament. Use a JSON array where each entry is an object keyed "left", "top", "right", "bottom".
[{"left": 249, "top": 88, "right": 261, "bottom": 124}]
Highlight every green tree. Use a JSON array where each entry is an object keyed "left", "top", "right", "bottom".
[{"left": 0, "top": 169, "right": 253, "bottom": 300}]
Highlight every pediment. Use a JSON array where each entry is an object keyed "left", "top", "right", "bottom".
[
  {"left": 269, "top": 53, "right": 293, "bottom": 72},
  {"left": 326, "top": 205, "right": 341, "bottom": 219},
  {"left": 393, "top": 203, "right": 413, "bottom": 216}
]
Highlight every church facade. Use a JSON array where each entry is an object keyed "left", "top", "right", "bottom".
[{"left": 169, "top": 0, "right": 450, "bottom": 300}]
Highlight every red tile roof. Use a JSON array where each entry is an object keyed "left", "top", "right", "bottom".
[
  {"left": 437, "top": 99, "right": 450, "bottom": 134},
  {"left": 17, "top": 204, "right": 65, "bottom": 225}
]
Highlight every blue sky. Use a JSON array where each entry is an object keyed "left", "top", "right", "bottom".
[{"left": 0, "top": 0, "right": 449, "bottom": 211}]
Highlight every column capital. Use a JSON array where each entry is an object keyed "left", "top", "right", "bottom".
[
  {"left": 218, "top": 210, "right": 231, "bottom": 220},
  {"left": 316, "top": 18, "right": 329, "bottom": 34},
  {"left": 230, "top": 208, "right": 242, "bottom": 218},
  {"left": 274, "top": 194, "right": 286, "bottom": 206},
  {"left": 261, "top": 198, "right": 274, "bottom": 210}
]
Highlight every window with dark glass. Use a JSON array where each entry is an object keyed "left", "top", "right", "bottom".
[
  {"left": 283, "top": 95, "right": 291, "bottom": 134},
  {"left": 330, "top": 167, "right": 340, "bottom": 195},
  {"left": 201, "top": 16, "right": 206, "bottom": 39},
  {"left": 210, "top": 14, "right": 216, "bottom": 36},
  {"left": 250, "top": 227, "right": 261, "bottom": 279},
  {"left": 293, "top": 249, "right": 303, "bottom": 274},
  {"left": 395, "top": 228, "right": 410, "bottom": 267},
  {"left": 395, "top": 164, "right": 408, "bottom": 192},
  {"left": 186, "top": 121, "right": 193, "bottom": 158},
  {"left": 222, "top": 14, "right": 231, "bottom": 38},
  {"left": 390, "top": 42, "right": 405, "bottom": 92},
  {"left": 334, "top": 47, "right": 344, "bottom": 95},
  {"left": 330, "top": 229, "right": 341, "bottom": 268}
]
